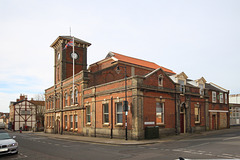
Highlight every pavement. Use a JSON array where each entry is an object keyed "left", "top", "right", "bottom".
[{"left": 14, "top": 126, "right": 240, "bottom": 146}]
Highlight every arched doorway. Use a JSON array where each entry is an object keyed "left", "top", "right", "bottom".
[
  {"left": 56, "top": 116, "right": 60, "bottom": 134},
  {"left": 180, "top": 103, "right": 186, "bottom": 133}
]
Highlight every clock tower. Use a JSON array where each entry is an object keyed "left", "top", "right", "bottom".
[{"left": 50, "top": 36, "right": 91, "bottom": 84}]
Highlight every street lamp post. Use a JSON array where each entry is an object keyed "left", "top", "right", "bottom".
[{"left": 115, "top": 64, "right": 128, "bottom": 140}]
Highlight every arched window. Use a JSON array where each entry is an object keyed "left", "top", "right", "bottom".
[
  {"left": 65, "top": 93, "right": 68, "bottom": 106},
  {"left": 46, "top": 101, "right": 49, "bottom": 110},
  {"left": 70, "top": 91, "right": 73, "bottom": 105},
  {"left": 158, "top": 74, "right": 163, "bottom": 86},
  {"left": 75, "top": 90, "right": 78, "bottom": 104}
]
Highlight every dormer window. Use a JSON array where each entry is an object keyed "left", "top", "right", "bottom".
[
  {"left": 158, "top": 74, "right": 163, "bottom": 86},
  {"left": 199, "top": 83, "right": 204, "bottom": 95},
  {"left": 175, "top": 72, "right": 188, "bottom": 94},
  {"left": 196, "top": 77, "right": 206, "bottom": 96},
  {"left": 178, "top": 80, "right": 185, "bottom": 93}
]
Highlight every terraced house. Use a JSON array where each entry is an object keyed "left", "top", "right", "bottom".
[{"left": 45, "top": 36, "right": 230, "bottom": 140}]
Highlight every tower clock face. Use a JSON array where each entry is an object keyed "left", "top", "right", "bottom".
[{"left": 71, "top": 52, "right": 78, "bottom": 59}]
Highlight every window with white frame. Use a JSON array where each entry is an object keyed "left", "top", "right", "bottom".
[
  {"left": 212, "top": 91, "right": 216, "bottom": 103},
  {"left": 158, "top": 74, "right": 163, "bottom": 86},
  {"left": 103, "top": 104, "right": 109, "bottom": 123},
  {"left": 64, "top": 115, "right": 67, "bottom": 129},
  {"left": 70, "top": 115, "right": 73, "bottom": 129},
  {"left": 156, "top": 102, "right": 164, "bottom": 124},
  {"left": 86, "top": 106, "right": 91, "bottom": 124},
  {"left": 74, "top": 115, "right": 78, "bottom": 129},
  {"left": 65, "top": 93, "right": 68, "bottom": 106},
  {"left": 199, "top": 83, "right": 204, "bottom": 95},
  {"left": 220, "top": 92, "right": 223, "bottom": 103},
  {"left": 178, "top": 80, "right": 185, "bottom": 93},
  {"left": 116, "top": 102, "right": 123, "bottom": 124},
  {"left": 195, "top": 105, "right": 200, "bottom": 123},
  {"left": 225, "top": 93, "right": 228, "bottom": 104}
]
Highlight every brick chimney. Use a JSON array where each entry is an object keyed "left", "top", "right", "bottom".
[{"left": 20, "top": 94, "right": 26, "bottom": 101}]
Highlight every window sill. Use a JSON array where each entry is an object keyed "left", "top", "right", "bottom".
[
  {"left": 103, "top": 123, "right": 110, "bottom": 127},
  {"left": 156, "top": 124, "right": 165, "bottom": 128},
  {"left": 86, "top": 123, "right": 91, "bottom": 126},
  {"left": 115, "top": 123, "right": 123, "bottom": 127},
  {"left": 195, "top": 122, "right": 200, "bottom": 124}
]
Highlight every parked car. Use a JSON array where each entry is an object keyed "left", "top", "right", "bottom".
[
  {"left": 0, "top": 130, "right": 18, "bottom": 155},
  {"left": 0, "top": 123, "right": 5, "bottom": 129}
]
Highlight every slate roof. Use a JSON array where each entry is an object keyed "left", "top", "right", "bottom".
[{"left": 205, "top": 83, "right": 227, "bottom": 92}]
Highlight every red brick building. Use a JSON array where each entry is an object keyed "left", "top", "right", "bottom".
[{"left": 45, "top": 36, "right": 229, "bottom": 139}]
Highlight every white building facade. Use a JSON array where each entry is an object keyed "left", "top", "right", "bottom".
[{"left": 229, "top": 94, "right": 240, "bottom": 125}]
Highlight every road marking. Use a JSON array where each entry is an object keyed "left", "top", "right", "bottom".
[
  {"left": 217, "top": 154, "right": 235, "bottom": 159},
  {"left": 62, "top": 145, "right": 70, "bottom": 147},
  {"left": 191, "top": 152, "right": 203, "bottom": 155},
  {"left": 204, "top": 153, "right": 213, "bottom": 156},
  {"left": 172, "top": 149, "right": 182, "bottom": 152},
  {"left": 55, "top": 144, "right": 60, "bottom": 146},
  {"left": 222, "top": 153, "right": 234, "bottom": 156},
  {"left": 186, "top": 142, "right": 209, "bottom": 148},
  {"left": 223, "top": 136, "right": 240, "bottom": 141}
]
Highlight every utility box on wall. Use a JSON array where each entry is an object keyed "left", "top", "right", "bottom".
[{"left": 145, "top": 126, "right": 159, "bottom": 139}]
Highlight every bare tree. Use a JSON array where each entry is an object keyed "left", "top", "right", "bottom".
[
  {"left": 34, "top": 93, "right": 45, "bottom": 101},
  {"left": 33, "top": 93, "right": 45, "bottom": 131}
]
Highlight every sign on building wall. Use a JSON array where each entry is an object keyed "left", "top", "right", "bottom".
[{"left": 144, "top": 122, "right": 155, "bottom": 125}]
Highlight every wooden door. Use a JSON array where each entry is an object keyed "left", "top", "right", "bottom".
[
  {"left": 180, "top": 113, "right": 184, "bottom": 133},
  {"left": 212, "top": 115, "right": 216, "bottom": 130}
]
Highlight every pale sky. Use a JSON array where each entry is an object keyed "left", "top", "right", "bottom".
[{"left": 1, "top": 0, "right": 240, "bottom": 112}]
